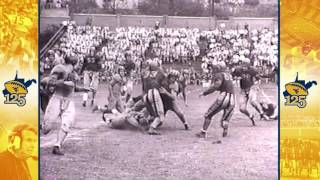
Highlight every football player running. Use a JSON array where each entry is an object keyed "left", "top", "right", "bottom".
[
  {"left": 81, "top": 47, "right": 102, "bottom": 107},
  {"left": 42, "top": 56, "right": 92, "bottom": 155},
  {"left": 196, "top": 63, "right": 235, "bottom": 138}
]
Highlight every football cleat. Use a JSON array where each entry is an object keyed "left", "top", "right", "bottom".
[
  {"left": 52, "top": 146, "right": 64, "bottom": 156},
  {"left": 184, "top": 123, "right": 190, "bottom": 130},
  {"left": 222, "top": 128, "right": 228, "bottom": 137},
  {"left": 250, "top": 115, "right": 256, "bottom": 126},
  {"left": 196, "top": 131, "right": 206, "bottom": 138},
  {"left": 148, "top": 127, "right": 161, "bottom": 135}
]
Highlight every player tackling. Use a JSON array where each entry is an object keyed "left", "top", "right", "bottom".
[{"left": 232, "top": 63, "right": 276, "bottom": 125}]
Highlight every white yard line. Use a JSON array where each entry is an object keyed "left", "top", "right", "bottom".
[{"left": 40, "top": 123, "right": 104, "bottom": 148}]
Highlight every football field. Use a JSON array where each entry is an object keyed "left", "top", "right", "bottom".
[{"left": 40, "top": 83, "right": 278, "bottom": 180}]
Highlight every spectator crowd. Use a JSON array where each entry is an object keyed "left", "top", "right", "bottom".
[
  {"left": 40, "top": 21, "right": 278, "bottom": 85},
  {"left": 42, "top": 0, "right": 70, "bottom": 9}
]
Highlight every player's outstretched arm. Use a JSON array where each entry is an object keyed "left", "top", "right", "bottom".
[
  {"left": 75, "top": 85, "right": 92, "bottom": 92},
  {"left": 63, "top": 81, "right": 75, "bottom": 87},
  {"left": 201, "top": 78, "right": 222, "bottom": 97},
  {"left": 48, "top": 74, "right": 64, "bottom": 87},
  {"left": 259, "top": 71, "right": 276, "bottom": 79}
]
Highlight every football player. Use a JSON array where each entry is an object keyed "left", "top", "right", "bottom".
[
  {"left": 260, "top": 100, "right": 278, "bottom": 120},
  {"left": 92, "top": 66, "right": 127, "bottom": 114},
  {"left": 177, "top": 70, "right": 188, "bottom": 106},
  {"left": 42, "top": 56, "right": 91, "bottom": 155},
  {"left": 164, "top": 70, "right": 189, "bottom": 129},
  {"left": 196, "top": 63, "right": 235, "bottom": 138},
  {"left": 232, "top": 63, "right": 274, "bottom": 126},
  {"left": 81, "top": 47, "right": 102, "bottom": 107},
  {"left": 135, "top": 61, "right": 189, "bottom": 135},
  {"left": 123, "top": 52, "right": 136, "bottom": 103},
  {"left": 102, "top": 93, "right": 157, "bottom": 132}
]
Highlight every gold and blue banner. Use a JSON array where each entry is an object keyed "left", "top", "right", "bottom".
[
  {"left": 0, "top": 0, "right": 38, "bottom": 180},
  {"left": 280, "top": 0, "right": 320, "bottom": 179}
]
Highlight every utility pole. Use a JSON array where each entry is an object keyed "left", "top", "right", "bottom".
[
  {"left": 114, "top": 0, "right": 116, "bottom": 13},
  {"left": 211, "top": 0, "right": 214, "bottom": 17}
]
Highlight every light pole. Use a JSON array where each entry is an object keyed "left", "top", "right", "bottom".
[{"left": 211, "top": 0, "right": 215, "bottom": 17}]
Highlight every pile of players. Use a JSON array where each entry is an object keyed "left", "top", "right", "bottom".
[{"left": 40, "top": 47, "right": 277, "bottom": 155}]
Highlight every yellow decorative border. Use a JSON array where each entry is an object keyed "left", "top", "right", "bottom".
[
  {"left": 280, "top": 0, "right": 320, "bottom": 179},
  {"left": 0, "top": 0, "right": 38, "bottom": 179}
]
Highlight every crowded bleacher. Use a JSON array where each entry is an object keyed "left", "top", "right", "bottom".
[
  {"left": 40, "top": 20, "right": 278, "bottom": 85},
  {"left": 42, "top": 0, "right": 70, "bottom": 9}
]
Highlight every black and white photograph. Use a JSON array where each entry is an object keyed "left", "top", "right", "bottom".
[{"left": 40, "top": 0, "right": 279, "bottom": 179}]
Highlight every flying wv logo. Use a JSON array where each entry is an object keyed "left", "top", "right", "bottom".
[
  {"left": 2, "top": 71, "right": 37, "bottom": 107},
  {"left": 283, "top": 73, "right": 317, "bottom": 108}
]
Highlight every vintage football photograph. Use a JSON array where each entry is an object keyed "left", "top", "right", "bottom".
[{"left": 39, "top": 0, "right": 278, "bottom": 179}]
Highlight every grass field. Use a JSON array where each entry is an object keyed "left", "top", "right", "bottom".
[{"left": 40, "top": 83, "right": 278, "bottom": 180}]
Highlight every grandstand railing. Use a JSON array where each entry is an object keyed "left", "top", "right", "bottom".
[
  {"left": 41, "top": 14, "right": 277, "bottom": 32},
  {"left": 70, "top": 14, "right": 277, "bottom": 30},
  {"left": 40, "top": 25, "right": 66, "bottom": 61}
]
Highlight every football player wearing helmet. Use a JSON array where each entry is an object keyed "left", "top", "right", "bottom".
[
  {"left": 196, "top": 64, "right": 235, "bottom": 138},
  {"left": 42, "top": 56, "right": 91, "bottom": 155}
]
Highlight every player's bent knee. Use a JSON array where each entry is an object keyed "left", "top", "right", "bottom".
[
  {"left": 250, "top": 100, "right": 259, "bottom": 107},
  {"left": 42, "top": 122, "right": 54, "bottom": 132},
  {"left": 61, "top": 122, "right": 71, "bottom": 133},
  {"left": 204, "top": 113, "right": 212, "bottom": 120},
  {"left": 239, "top": 106, "right": 247, "bottom": 113},
  {"left": 221, "top": 120, "right": 229, "bottom": 129},
  {"left": 150, "top": 117, "right": 162, "bottom": 128},
  {"left": 43, "top": 116, "right": 58, "bottom": 131},
  {"left": 61, "top": 115, "right": 75, "bottom": 132},
  {"left": 204, "top": 115, "right": 209, "bottom": 119}
]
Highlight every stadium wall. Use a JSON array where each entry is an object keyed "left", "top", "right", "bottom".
[
  {"left": 40, "top": 16, "right": 70, "bottom": 32},
  {"left": 40, "top": 14, "right": 277, "bottom": 32}
]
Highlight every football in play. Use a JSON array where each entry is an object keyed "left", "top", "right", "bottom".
[
  {"left": 4, "top": 80, "right": 28, "bottom": 94},
  {"left": 285, "top": 82, "right": 308, "bottom": 96}
]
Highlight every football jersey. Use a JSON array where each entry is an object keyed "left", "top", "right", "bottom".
[
  {"left": 124, "top": 59, "right": 136, "bottom": 75},
  {"left": 142, "top": 69, "right": 167, "bottom": 93},
  {"left": 83, "top": 55, "right": 101, "bottom": 72},
  {"left": 213, "top": 72, "right": 234, "bottom": 94},
  {"left": 50, "top": 64, "right": 69, "bottom": 80},
  {"left": 179, "top": 76, "right": 187, "bottom": 87},
  {"left": 169, "top": 81, "right": 179, "bottom": 94},
  {"left": 110, "top": 74, "right": 125, "bottom": 97},
  {"left": 50, "top": 64, "right": 75, "bottom": 97},
  {"left": 233, "top": 66, "right": 259, "bottom": 90}
]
